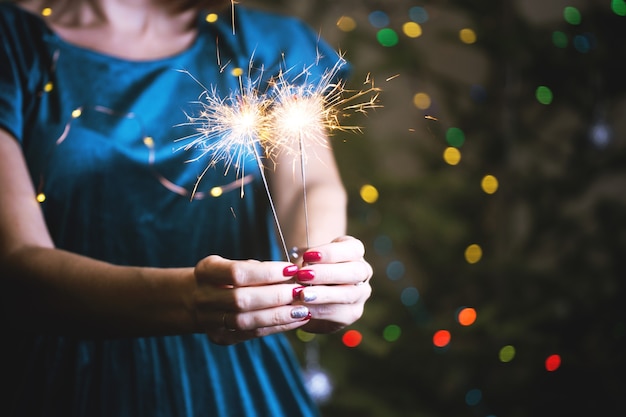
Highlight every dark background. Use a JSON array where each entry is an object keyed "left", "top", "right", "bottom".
[{"left": 250, "top": 1, "right": 626, "bottom": 416}]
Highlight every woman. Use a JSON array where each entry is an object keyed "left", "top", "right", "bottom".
[{"left": 0, "top": 0, "right": 373, "bottom": 415}]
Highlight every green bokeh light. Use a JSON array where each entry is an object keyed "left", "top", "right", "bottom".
[
  {"left": 536, "top": 86, "right": 553, "bottom": 105},
  {"left": 446, "top": 127, "right": 465, "bottom": 147},
  {"left": 383, "top": 324, "right": 402, "bottom": 342},
  {"left": 552, "top": 31, "right": 568, "bottom": 48},
  {"left": 563, "top": 6, "right": 582, "bottom": 25},
  {"left": 377, "top": 28, "right": 399, "bottom": 47},
  {"left": 612, "top": 0, "right": 626, "bottom": 16}
]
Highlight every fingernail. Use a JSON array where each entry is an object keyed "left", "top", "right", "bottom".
[
  {"left": 292, "top": 286, "right": 317, "bottom": 302},
  {"left": 283, "top": 264, "right": 298, "bottom": 277},
  {"left": 303, "top": 251, "right": 322, "bottom": 263},
  {"left": 296, "top": 269, "right": 315, "bottom": 282},
  {"left": 290, "top": 306, "right": 310, "bottom": 319}
]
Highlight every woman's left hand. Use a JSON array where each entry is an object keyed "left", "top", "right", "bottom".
[{"left": 291, "top": 235, "right": 373, "bottom": 334}]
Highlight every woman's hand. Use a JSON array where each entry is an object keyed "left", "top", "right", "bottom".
[
  {"left": 193, "top": 255, "right": 312, "bottom": 345},
  {"left": 292, "top": 236, "right": 373, "bottom": 334}
]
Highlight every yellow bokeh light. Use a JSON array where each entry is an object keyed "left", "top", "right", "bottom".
[
  {"left": 205, "top": 13, "right": 218, "bottom": 23},
  {"left": 499, "top": 345, "right": 516, "bottom": 362},
  {"left": 43, "top": 82, "right": 54, "bottom": 93},
  {"left": 337, "top": 16, "right": 357, "bottom": 32},
  {"left": 360, "top": 184, "right": 379, "bottom": 204},
  {"left": 443, "top": 147, "right": 461, "bottom": 165},
  {"left": 41, "top": 7, "right": 52, "bottom": 17},
  {"left": 231, "top": 67, "right": 244, "bottom": 77},
  {"left": 403, "top": 22, "right": 422, "bottom": 38},
  {"left": 296, "top": 329, "right": 316, "bottom": 342},
  {"left": 481, "top": 174, "right": 499, "bottom": 194},
  {"left": 459, "top": 28, "right": 477, "bottom": 44},
  {"left": 413, "top": 92, "right": 431, "bottom": 110},
  {"left": 71, "top": 108, "right": 82, "bottom": 118},
  {"left": 465, "top": 244, "right": 482, "bottom": 264},
  {"left": 36, "top": 193, "right": 46, "bottom": 203},
  {"left": 143, "top": 136, "right": 154, "bottom": 148},
  {"left": 210, "top": 187, "right": 223, "bottom": 198}
]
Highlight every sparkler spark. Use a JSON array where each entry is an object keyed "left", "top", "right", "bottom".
[
  {"left": 176, "top": 55, "right": 381, "bottom": 258},
  {"left": 267, "top": 58, "right": 381, "bottom": 247}
]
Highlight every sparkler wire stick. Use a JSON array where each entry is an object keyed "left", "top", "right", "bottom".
[{"left": 298, "top": 131, "right": 311, "bottom": 249}]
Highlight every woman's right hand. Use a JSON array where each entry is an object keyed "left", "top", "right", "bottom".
[{"left": 193, "top": 255, "right": 311, "bottom": 345}]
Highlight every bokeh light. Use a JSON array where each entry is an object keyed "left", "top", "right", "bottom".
[
  {"left": 457, "top": 307, "right": 477, "bottom": 326},
  {"left": 210, "top": 187, "right": 223, "bottom": 198},
  {"left": 400, "top": 287, "right": 420, "bottom": 306},
  {"left": 459, "top": 28, "right": 477, "bottom": 44},
  {"left": 373, "top": 235, "right": 393, "bottom": 256},
  {"left": 231, "top": 67, "right": 243, "bottom": 77},
  {"left": 545, "top": 354, "right": 562, "bottom": 371},
  {"left": 552, "top": 31, "right": 568, "bottom": 48},
  {"left": 499, "top": 345, "right": 516, "bottom": 362},
  {"left": 413, "top": 92, "right": 431, "bottom": 110},
  {"left": 342, "top": 330, "right": 363, "bottom": 348},
  {"left": 443, "top": 147, "right": 461, "bottom": 165},
  {"left": 433, "top": 330, "right": 451, "bottom": 348},
  {"left": 563, "top": 6, "right": 582, "bottom": 25},
  {"left": 36, "top": 193, "right": 46, "bottom": 203},
  {"left": 71, "top": 108, "right": 82, "bottom": 118},
  {"left": 41, "top": 7, "right": 52, "bottom": 16},
  {"left": 403, "top": 22, "right": 423, "bottom": 38},
  {"left": 336, "top": 16, "right": 357, "bottom": 32},
  {"left": 465, "top": 244, "right": 482, "bottom": 264},
  {"left": 383, "top": 324, "right": 402, "bottom": 342},
  {"left": 43, "top": 82, "right": 54, "bottom": 93},
  {"left": 612, "top": 0, "right": 626, "bottom": 16},
  {"left": 573, "top": 34, "right": 592, "bottom": 53},
  {"left": 409, "top": 6, "right": 429, "bottom": 23},
  {"left": 535, "top": 86, "right": 553, "bottom": 105},
  {"left": 446, "top": 127, "right": 465, "bottom": 147},
  {"left": 296, "top": 329, "right": 316, "bottom": 342},
  {"left": 369, "top": 11, "right": 390, "bottom": 28},
  {"left": 377, "top": 28, "right": 399, "bottom": 47},
  {"left": 465, "top": 389, "right": 482, "bottom": 406},
  {"left": 205, "top": 13, "right": 218, "bottom": 23},
  {"left": 481, "top": 174, "right": 499, "bottom": 194},
  {"left": 360, "top": 184, "right": 379, "bottom": 203},
  {"left": 386, "top": 260, "right": 405, "bottom": 281}
]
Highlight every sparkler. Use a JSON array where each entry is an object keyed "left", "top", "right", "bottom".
[
  {"left": 176, "top": 56, "right": 380, "bottom": 260},
  {"left": 267, "top": 57, "right": 381, "bottom": 248},
  {"left": 175, "top": 70, "right": 291, "bottom": 261}
]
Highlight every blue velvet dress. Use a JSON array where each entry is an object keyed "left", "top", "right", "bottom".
[{"left": 0, "top": 3, "right": 345, "bottom": 416}]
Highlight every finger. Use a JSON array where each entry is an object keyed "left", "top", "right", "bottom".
[
  {"left": 302, "top": 236, "right": 365, "bottom": 265},
  {"left": 202, "top": 283, "right": 304, "bottom": 311},
  {"left": 195, "top": 255, "right": 299, "bottom": 286},
  {"left": 292, "top": 282, "right": 372, "bottom": 305},
  {"left": 295, "top": 259, "right": 373, "bottom": 285},
  {"left": 305, "top": 303, "right": 366, "bottom": 327},
  {"left": 217, "top": 305, "right": 311, "bottom": 332}
]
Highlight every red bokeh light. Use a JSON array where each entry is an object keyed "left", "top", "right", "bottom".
[
  {"left": 342, "top": 330, "right": 363, "bottom": 348},
  {"left": 433, "top": 330, "right": 451, "bottom": 348},
  {"left": 545, "top": 354, "right": 561, "bottom": 372}
]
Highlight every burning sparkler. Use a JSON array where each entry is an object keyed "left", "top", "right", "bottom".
[
  {"left": 176, "top": 56, "right": 380, "bottom": 260},
  {"left": 267, "top": 57, "right": 381, "bottom": 248}
]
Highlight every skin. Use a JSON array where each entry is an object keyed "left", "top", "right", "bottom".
[{"left": 0, "top": 0, "right": 372, "bottom": 345}]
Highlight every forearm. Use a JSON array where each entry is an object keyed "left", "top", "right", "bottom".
[{"left": 1, "top": 245, "right": 198, "bottom": 338}]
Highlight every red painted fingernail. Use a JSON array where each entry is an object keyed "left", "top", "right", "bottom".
[
  {"left": 283, "top": 264, "right": 298, "bottom": 277},
  {"left": 303, "top": 251, "right": 322, "bottom": 263},
  {"left": 301, "top": 311, "right": 312, "bottom": 321},
  {"left": 296, "top": 269, "right": 315, "bottom": 282},
  {"left": 292, "top": 286, "right": 305, "bottom": 299}
]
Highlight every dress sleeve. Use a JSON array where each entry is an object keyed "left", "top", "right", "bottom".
[{"left": 0, "top": 5, "right": 47, "bottom": 143}]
